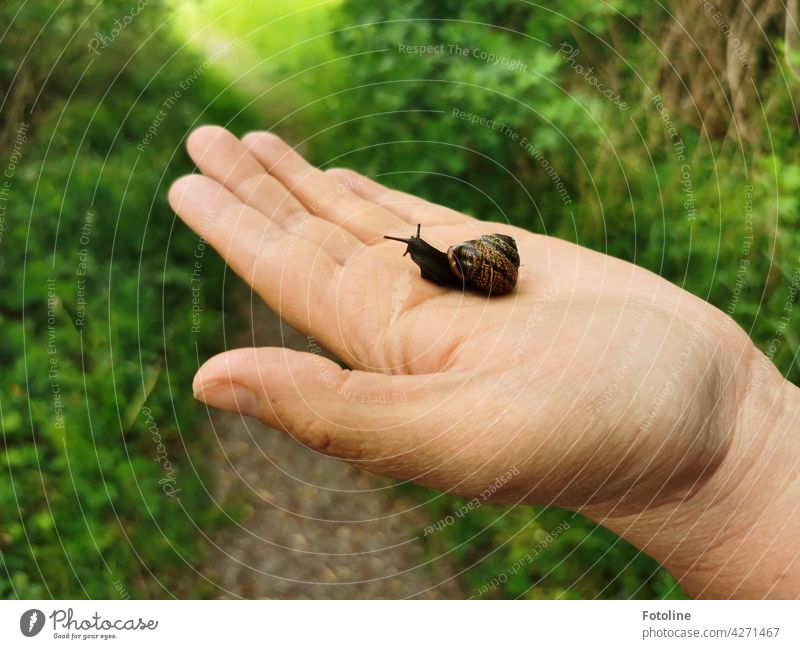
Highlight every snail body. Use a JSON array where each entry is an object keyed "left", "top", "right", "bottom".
[{"left": 384, "top": 225, "right": 519, "bottom": 295}]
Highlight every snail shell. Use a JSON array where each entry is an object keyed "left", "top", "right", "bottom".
[{"left": 447, "top": 234, "right": 519, "bottom": 295}]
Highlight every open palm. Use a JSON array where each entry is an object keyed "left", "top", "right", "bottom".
[{"left": 169, "top": 126, "right": 755, "bottom": 520}]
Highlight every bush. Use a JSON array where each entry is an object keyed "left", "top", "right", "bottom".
[{"left": 0, "top": 0, "right": 257, "bottom": 598}]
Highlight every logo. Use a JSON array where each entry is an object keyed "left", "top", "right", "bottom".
[{"left": 20, "top": 609, "right": 45, "bottom": 637}]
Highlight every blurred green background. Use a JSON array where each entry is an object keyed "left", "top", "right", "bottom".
[{"left": 1, "top": 0, "right": 797, "bottom": 599}]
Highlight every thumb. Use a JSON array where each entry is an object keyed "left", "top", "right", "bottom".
[{"left": 192, "top": 347, "right": 460, "bottom": 476}]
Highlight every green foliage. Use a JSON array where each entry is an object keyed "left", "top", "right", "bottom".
[
  {"left": 417, "top": 493, "right": 686, "bottom": 599},
  {"left": 0, "top": 1, "right": 257, "bottom": 597},
  {"left": 170, "top": 0, "right": 344, "bottom": 136}
]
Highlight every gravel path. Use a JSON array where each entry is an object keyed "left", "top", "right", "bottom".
[{"left": 206, "top": 302, "right": 464, "bottom": 599}]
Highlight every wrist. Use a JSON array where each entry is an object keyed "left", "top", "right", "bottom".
[
  {"left": 595, "top": 345, "right": 800, "bottom": 598},
  {"left": 689, "top": 355, "right": 800, "bottom": 598}
]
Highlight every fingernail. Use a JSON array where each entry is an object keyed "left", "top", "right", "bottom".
[{"left": 193, "top": 381, "right": 259, "bottom": 416}]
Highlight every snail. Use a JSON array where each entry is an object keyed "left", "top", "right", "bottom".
[{"left": 384, "top": 224, "right": 520, "bottom": 295}]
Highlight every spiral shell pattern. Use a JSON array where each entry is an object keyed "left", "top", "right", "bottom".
[{"left": 447, "top": 234, "right": 519, "bottom": 295}]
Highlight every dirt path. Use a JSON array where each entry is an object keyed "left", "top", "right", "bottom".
[{"left": 206, "top": 301, "right": 464, "bottom": 598}]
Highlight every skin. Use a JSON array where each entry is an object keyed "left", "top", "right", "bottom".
[{"left": 169, "top": 125, "right": 800, "bottom": 599}]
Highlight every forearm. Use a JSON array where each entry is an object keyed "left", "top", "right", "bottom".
[{"left": 596, "top": 347, "right": 800, "bottom": 598}]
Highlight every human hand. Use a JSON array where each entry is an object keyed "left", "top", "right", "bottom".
[{"left": 169, "top": 126, "right": 799, "bottom": 597}]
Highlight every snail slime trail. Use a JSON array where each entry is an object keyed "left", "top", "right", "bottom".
[{"left": 384, "top": 224, "right": 520, "bottom": 296}]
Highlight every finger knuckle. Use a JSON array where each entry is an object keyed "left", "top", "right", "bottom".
[
  {"left": 325, "top": 167, "right": 357, "bottom": 179},
  {"left": 218, "top": 204, "right": 256, "bottom": 238},
  {"left": 237, "top": 173, "right": 274, "bottom": 196},
  {"left": 291, "top": 414, "right": 364, "bottom": 461}
]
